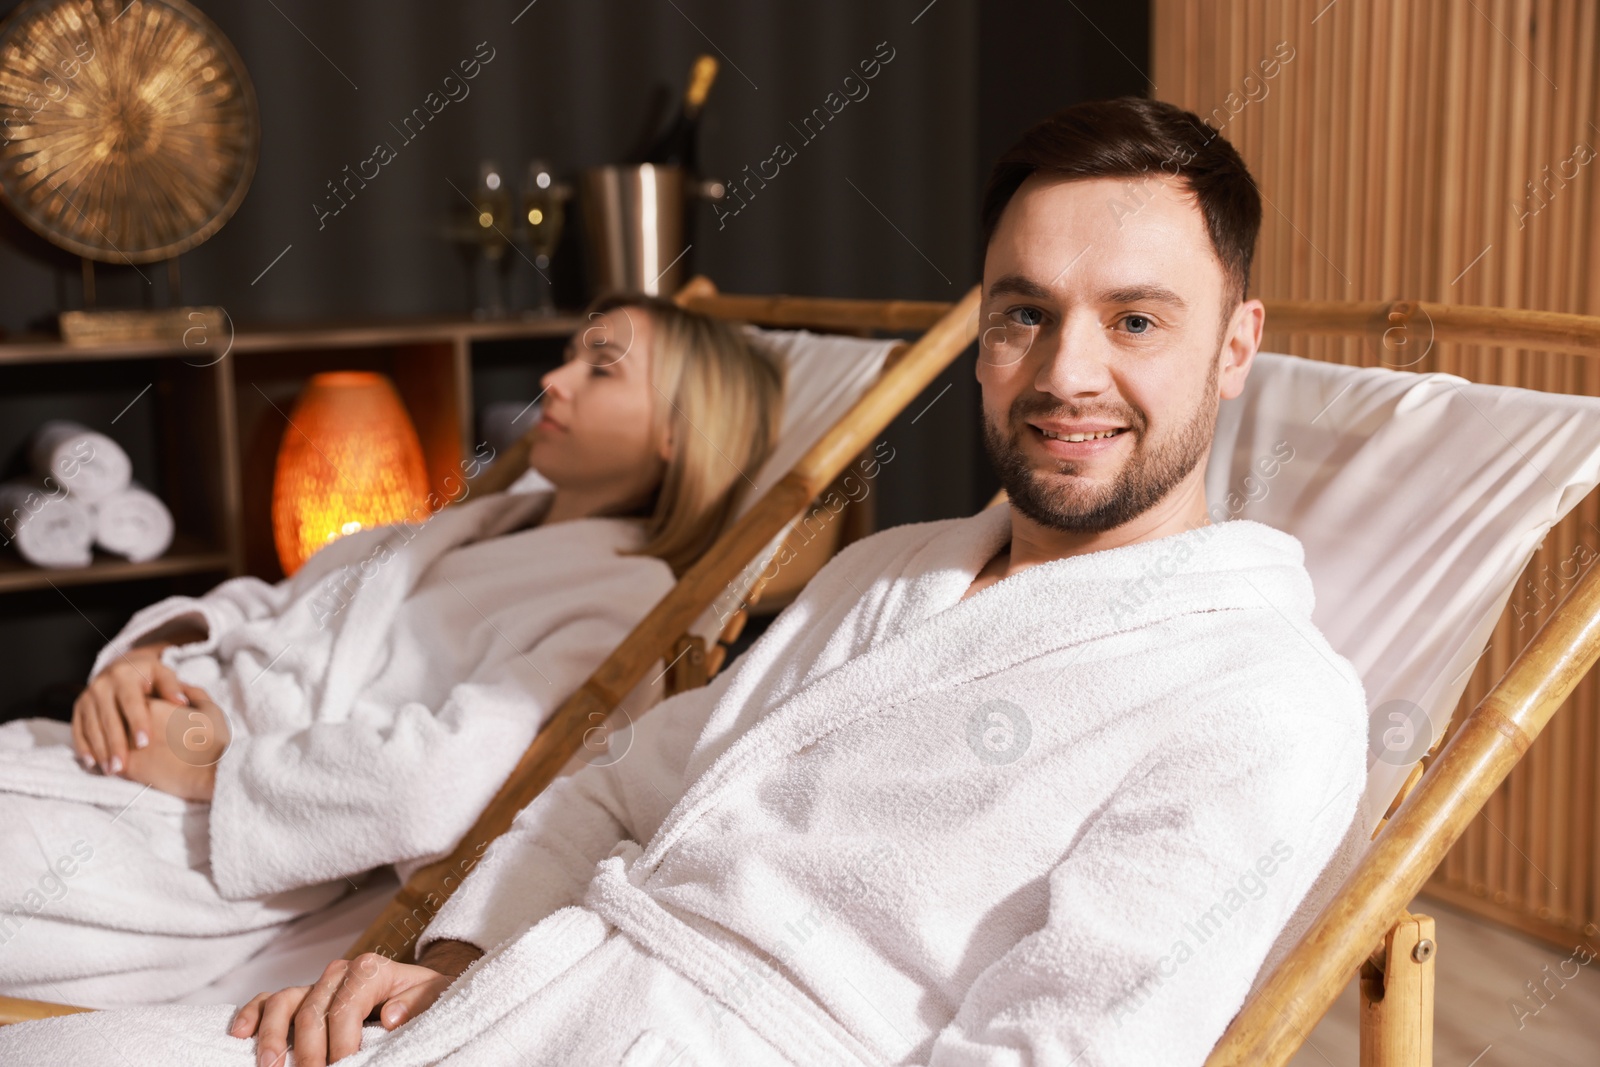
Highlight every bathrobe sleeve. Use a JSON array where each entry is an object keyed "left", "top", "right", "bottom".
[
  {"left": 88, "top": 575, "right": 286, "bottom": 681},
  {"left": 87, "top": 521, "right": 396, "bottom": 681},
  {"left": 925, "top": 689, "right": 1367, "bottom": 1067},
  {"left": 205, "top": 608, "right": 671, "bottom": 900},
  {"left": 418, "top": 661, "right": 739, "bottom": 956}
]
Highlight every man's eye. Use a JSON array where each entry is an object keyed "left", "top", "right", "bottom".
[
  {"left": 1008, "top": 307, "right": 1044, "bottom": 327},
  {"left": 1121, "top": 314, "right": 1153, "bottom": 334}
]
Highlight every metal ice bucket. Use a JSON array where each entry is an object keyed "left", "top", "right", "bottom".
[{"left": 578, "top": 163, "right": 690, "bottom": 297}]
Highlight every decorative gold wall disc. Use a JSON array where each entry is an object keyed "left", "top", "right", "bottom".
[{"left": 0, "top": 0, "right": 259, "bottom": 263}]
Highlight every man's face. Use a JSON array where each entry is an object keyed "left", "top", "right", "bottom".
[{"left": 976, "top": 172, "right": 1255, "bottom": 534}]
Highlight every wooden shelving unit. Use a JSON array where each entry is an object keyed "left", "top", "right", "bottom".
[
  {"left": 0, "top": 314, "right": 581, "bottom": 716},
  {"left": 0, "top": 316, "right": 586, "bottom": 366},
  {"left": 0, "top": 538, "right": 231, "bottom": 596}
]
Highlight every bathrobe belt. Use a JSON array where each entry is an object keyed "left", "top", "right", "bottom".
[{"left": 584, "top": 844, "right": 881, "bottom": 1067}]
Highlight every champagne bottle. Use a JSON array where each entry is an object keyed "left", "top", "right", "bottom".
[
  {"left": 639, "top": 54, "right": 718, "bottom": 171},
  {"left": 623, "top": 83, "right": 673, "bottom": 163}
]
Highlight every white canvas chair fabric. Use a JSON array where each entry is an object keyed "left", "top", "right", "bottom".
[{"left": 1206, "top": 350, "right": 1600, "bottom": 829}]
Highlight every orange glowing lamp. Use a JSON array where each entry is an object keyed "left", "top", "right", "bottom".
[{"left": 271, "top": 371, "right": 431, "bottom": 575}]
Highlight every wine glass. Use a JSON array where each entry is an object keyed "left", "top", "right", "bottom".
[
  {"left": 471, "top": 160, "right": 513, "bottom": 318},
  {"left": 521, "top": 159, "right": 568, "bottom": 316}
]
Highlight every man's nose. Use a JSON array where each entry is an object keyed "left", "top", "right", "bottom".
[{"left": 1036, "top": 324, "right": 1114, "bottom": 396}]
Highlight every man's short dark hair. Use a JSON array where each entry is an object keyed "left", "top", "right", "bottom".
[{"left": 980, "top": 96, "right": 1263, "bottom": 310}]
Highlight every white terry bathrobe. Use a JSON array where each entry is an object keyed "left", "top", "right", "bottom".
[
  {"left": 0, "top": 488, "right": 675, "bottom": 1007},
  {"left": 0, "top": 506, "right": 1368, "bottom": 1066}
]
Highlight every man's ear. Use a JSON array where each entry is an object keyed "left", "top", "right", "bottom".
[{"left": 1218, "top": 298, "right": 1265, "bottom": 401}]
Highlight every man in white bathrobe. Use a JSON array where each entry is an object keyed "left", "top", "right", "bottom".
[{"left": 0, "top": 96, "right": 1368, "bottom": 1066}]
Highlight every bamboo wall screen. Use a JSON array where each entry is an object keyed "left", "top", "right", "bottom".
[{"left": 1153, "top": 0, "right": 1600, "bottom": 949}]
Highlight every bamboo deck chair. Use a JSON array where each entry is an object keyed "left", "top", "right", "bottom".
[
  {"left": 1196, "top": 301, "right": 1600, "bottom": 1066},
  {"left": 0, "top": 278, "right": 982, "bottom": 1026}
]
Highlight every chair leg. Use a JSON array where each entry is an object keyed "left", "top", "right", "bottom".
[{"left": 1359, "top": 912, "right": 1436, "bottom": 1066}]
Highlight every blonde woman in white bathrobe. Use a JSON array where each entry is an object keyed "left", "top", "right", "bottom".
[
  {"left": 0, "top": 295, "right": 783, "bottom": 1008},
  {"left": 0, "top": 98, "right": 1369, "bottom": 1066}
]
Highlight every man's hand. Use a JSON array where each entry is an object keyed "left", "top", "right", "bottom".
[
  {"left": 120, "top": 688, "right": 229, "bottom": 801},
  {"left": 230, "top": 950, "right": 468, "bottom": 1067}
]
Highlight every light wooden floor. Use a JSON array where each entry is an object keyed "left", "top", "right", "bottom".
[{"left": 1287, "top": 898, "right": 1600, "bottom": 1066}]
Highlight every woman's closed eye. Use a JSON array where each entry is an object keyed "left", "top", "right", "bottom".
[{"left": 561, "top": 342, "right": 617, "bottom": 374}]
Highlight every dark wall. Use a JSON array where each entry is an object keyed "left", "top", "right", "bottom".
[
  {"left": 0, "top": 0, "right": 992, "bottom": 527},
  {"left": 0, "top": 1, "right": 1147, "bottom": 713},
  {"left": 976, "top": 0, "right": 1153, "bottom": 206},
  {"left": 0, "top": 0, "right": 983, "bottom": 325}
]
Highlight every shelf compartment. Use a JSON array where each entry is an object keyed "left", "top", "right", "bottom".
[{"left": 0, "top": 534, "right": 230, "bottom": 595}]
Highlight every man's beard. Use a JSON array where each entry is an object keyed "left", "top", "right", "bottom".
[{"left": 981, "top": 357, "right": 1219, "bottom": 534}]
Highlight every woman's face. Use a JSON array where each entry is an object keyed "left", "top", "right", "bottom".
[{"left": 528, "top": 307, "right": 670, "bottom": 504}]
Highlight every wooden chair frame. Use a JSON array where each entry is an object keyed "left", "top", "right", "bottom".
[
  {"left": 7, "top": 296, "right": 1595, "bottom": 1063},
  {"left": 0, "top": 278, "right": 981, "bottom": 1025}
]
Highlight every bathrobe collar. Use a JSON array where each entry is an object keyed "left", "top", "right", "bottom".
[{"left": 637, "top": 507, "right": 1312, "bottom": 870}]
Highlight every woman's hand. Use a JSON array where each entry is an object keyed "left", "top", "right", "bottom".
[
  {"left": 119, "top": 687, "right": 229, "bottom": 801},
  {"left": 231, "top": 953, "right": 456, "bottom": 1067},
  {"left": 71, "top": 643, "right": 188, "bottom": 775}
]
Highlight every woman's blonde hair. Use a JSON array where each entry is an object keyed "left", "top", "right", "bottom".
[{"left": 587, "top": 292, "right": 784, "bottom": 578}]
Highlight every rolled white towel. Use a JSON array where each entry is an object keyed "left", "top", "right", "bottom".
[
  {"left": 0, "top": 480, "right": 93, "bottom": 568},
  {"left": 93, "top": 483, "right": 174, "bottom": 563},
  {"left": 30, "top": 420, "right": 132, "bottom": 505}
]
